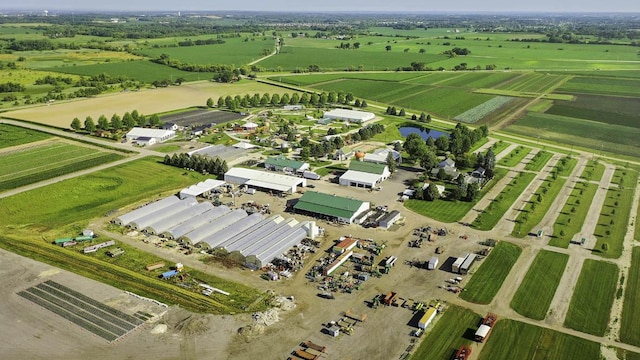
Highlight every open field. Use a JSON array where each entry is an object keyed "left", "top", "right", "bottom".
[
  {"left": 510, "top": 250, "right": 569, "bottom": 320},
  {"left": 478, "top": 319, "right": 601, "bottom": 360},
  {"left": 459, "top": 241, "right": 522, "bottom": 304},
  {"left": 545, "top": 94, "right": 640, "bottom": 129},
  {"left": 549, "top": 181, "right": 598, "bottom": 248},
  {"left": 512, "top": 173, "right": 569, "bottom": 238},
  {"left": 159, "top": 109, "right": 244, "bottom": 126},
  {"left": 621, "top": 247, "right": 640, "bottom": 346},
  {"left": 593, "top": 168, "right": 638, "bottom": 258},
  {"left": 0, "top": 140, "right": 124, "bottom": 192},
  {"left": 410, "top": 306, "right": 480, "bottom": 360},
  {"left": 0, "top": 123, "right": 51, "bottom": 148},
  {"left": 555, "top": 76, "right": 640, "bottom": 98},
  {"left": 405, "top": 167, "right": 507, "bottom": 223},
  {"left": 580, "top": 160, "right": 606, "bottom": 182},
  {"left": 472, "top": 171, "right": 536, "bottom": 231},
  {"left": 564, "top": 259, "right": 618, "bottom": 336},
  {"left": 268, "top": 72, "right": 421, "bottom": 86},
  {"left": 497, "top": 145, "right": 531, "bottom": 168},
  {"left": 524, "top": 150, "right": 553, "bottom": 172},
  {"left": 494, "top": 73, "right": 569, "bottom": 94},
  {"left": 2, "top": 81, "right": 286, "bottom": 128}
]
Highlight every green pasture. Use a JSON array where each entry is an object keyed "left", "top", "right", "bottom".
[
  {"left": 472, "top": 171, "right": 536, "bottom": 231},
  {"left": 17, "top": 49, "right": 140, "bottom": 70},
  {"left": 510, "top": 250, "right": 569, "bottom": 320},
  {"left": 524, "top": 150, "right": 553, "bottom": 172},
  {"left": 405, "top": 168, "right": 507, "bottom": 223},
  {"left": 564, "top": 259, "right": 618, "bottom": 336},
  {"left": 410, "top": 305, "right": 480, "bottom": 360},
  {"left": 545, "top": 94, "right": 640, "bottom": 129},
  {"left": 512, "top": 173, "right": 568, "bottom": 238},
  {"left": 478, "top": 319, "right": 601, "bottom": 360},
  {"left": 152, "top": 144, "right": 182, "bottom": 153},
  {"left": 579, "top": 160, "right": 605, "bottom": 182},
  {"left": 459, "top": 241, "right": 522, "bottom": 304},
  {"left": 0, "top": 123, "right": 51, "bottom": 148},
  {"left": 506, "top": 112, "right": 640, "bottom": 158},
  {"left": 593, "top": 168, "right": 638, "bottom": 258},
  {"left": 498, "top": 145, "right": 531, "bottom": 168},
  {"left": 549, "top": 181, "right": 598, "bottom": 248},
  {"left": 556, "top": 76, "right": 640, "bottom": 98},
  {"left": 636, "top": 202, "right": 640, "bottom": 242},
  {"left": 547, "top": 69, "right": 640, "bottom": 79},
  {"left": 621, "top": 247, "right": 640, "bottom": 346}
]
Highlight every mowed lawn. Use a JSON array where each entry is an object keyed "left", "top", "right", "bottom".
[
  {"left": 498, "top": 145, "right": 531, "bottom": 167},
  {"left": 0, "top": 141, "right": 124, "bottom": 192},
  {"left": 459, "top": 241, "right": 522, "bottom": 304},
  {"left": 0, "top": 123, "right": 51, "bottom": 148},
  {"left": 410, "top": 306, "right": 481, "bottom": 360},
  {"left": 621, "top": 247, "right": 640, "bottom": 346},
  {"left": 549, "top": 181, "right": 598, "bottom": 248},
  {"left": 478, "top": 319, "right": 601, "bottom": 360},
  {"left": 510, "top": 250, "right": 569, "bottom": 320},
  {"left": 564, "top": 259, "right": 618, "bottom": 336}
]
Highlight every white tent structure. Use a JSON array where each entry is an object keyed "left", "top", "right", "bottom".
[
  {"left": 144, "top": 202, "right": 214, "bottom": 235},
  {"left": 224, "top": 167, "right": 306, "bottom": 193},
  {"left": 180, "top": 209, "right": 247, "bottom": 245},
  {"left": 324, "top": 109, "right": 375, "bottom": 123},
  {"left": 164, "top": 206, "right": 230, "bottom": 240},
  {"left": 113, "top": 196, "right": 180, "bottom": 226},
  {"left": 128, "top": 197, "right": 198, "bottom": 230},
  {"left": 179, "top": 179, "right": 226, "bottom": 199},
  {"left": 216, "top": 215, "right": 285, "bottom": 251},
  {"left": 125, "top": 127, "right": 175, "bottom": 143},
  {"left": 198, "top": 213, "right": 265, "bottom": 249}
]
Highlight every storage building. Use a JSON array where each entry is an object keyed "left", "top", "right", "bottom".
[
  {"left": 198, "top": 213, "right": 265, "bottom": 249},
  {"left": 224, "top": 167, "right": 306, "bottom": 194},
  {"left": 333, "top": 237, "right": 358, "bottom": 254},
  {"left": 128, "top": 197, "right": 198, "bottom": 230},
  {"left": 179, "top": 179, "right": 226, "bottom": 199},
  {"left": 180, "top": 209, "right": 248, "bottom": 245},
  {"left": 125, "top": 127, "right": 175, "bottom": 143},
  {"left": 145, "top": 202, "right": 214, "bottom": 235},
  {"left": 264, "top": 156, "right": 310, "bottom": 173},
  {"left": 324, "top": 109, "right": 375, "bottom": 124},
  {"left": 460, "top": 253, "right": 478, "bottom": 274},
  {"left": 452, "top": 256, "right": 467, "bottom": 273},
  {"left": 113, "top": 196, "right": 181, "bottom": 226},
  {"left": 378, "top": 210, "right": 402, "bottom": 229},
  {"left": 418, "top": 307, "right": 437, "bottom": 329},
  {"left": 324, "top": 250, "right": 353, "bottom": 275},
  {"left": 339, "top": 161, "right": 390, "bottom": 189},
  {"left": 294, "top": 191, "right": 370, "bottom": 224},
  {"left": 363, "top": 148, "right": 402, "bottom": 165},
  {"left": 164, "top": 206, "right": 230, "bottom": 240}
]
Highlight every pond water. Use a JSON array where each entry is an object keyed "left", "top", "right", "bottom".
[{"left": 399, "top": 126, "right": 449, "bottom": 140}]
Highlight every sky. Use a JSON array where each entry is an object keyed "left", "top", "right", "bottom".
[{"left": 4, "top": 0, "right": 639, "bottom": 13}]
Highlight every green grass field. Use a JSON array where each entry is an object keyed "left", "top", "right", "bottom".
[
  {"left": 510, "top": 250, "right": 569, "bottom": 320},
  {"left": 621, "top": 247, "right": 640, "bottom": 346},
  {"left": 0, "top": 141, "right": 125, "bottom": 192},
  {"left": 405, "top": 168, "right": 507, "bottom": 223},
  {"left": 512, "top": 172, "right": 568, "bottom": 238},
  {"left": 564, "top": 259, "right": 618, "bottom": 336},
  {"left": 524, "top": 150, "right": 553, "bottom": 172},
  {"left": 593, "top": 168, "right": 638, "bottom": 258},
  {"left": 556, "top": 76, "right": 640, "bottom": 98},
  {"left": 410, "top": 305, "right": 480, "bottom": 360},
  {"left": 487, "top": 140, "right": 511, "bottom": 157},
  {"left": 498, "top": 145, "right": 531, "bottom": 168},
  {"left": 546, "top": 94, "right": 640, "bottom": 129},
  {"left": 459, "top": 241, "right": 522, "bottom": 304},
  {"left": 555, "top": 156, "right": 578, "bottom": 177},
  {"left": 472, "top": 171, "right": 536, "bottom": 231},
  {"left": 0, "top": 123, "right": 51, "bottom": 148},
  {"left": 478, "top": 319, "right": 601, "bottom": 360},
  {"left": 550, "top": 181, "right": 598, "bottom": 248},
  {"left": 579, "top": 160, "right": 605, "bottom": 182}
]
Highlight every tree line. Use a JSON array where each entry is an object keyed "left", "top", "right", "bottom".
[
  {"left": 210, "top": 91, "right": 366, "bottom": 111},
  {"left": 162, "top": 153, "right": 228, "bottom": 178},
  {"left": 70, "top": 110, "right": 162, "bottom": 137}
]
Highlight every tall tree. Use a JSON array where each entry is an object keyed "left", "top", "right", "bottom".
[
  {"left": 84, "top": 116, "right": 96, "bottom": 132},
  {"left": 386, "top": 152, "right": 397, "bottom": 173},
  {"left": 97, "top": 115, "right": 109, "bottom": 131},
  {"left": 206, "top": 98, "right": 214, "bottom": 108},
  {"left": 110, "top": 114, "right": 123, "bottom": 130},
  {"left": 70, "top": 117, "right": 82, "bottom": 131}
]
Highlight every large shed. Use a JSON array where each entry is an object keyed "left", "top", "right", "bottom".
[
  {"left": 164, "top": 205, "right": 231, "bottom": 239},
  {"left": 324, "top": 109, "right": 375, "bottom": 124},
  {"left": 145, "top": 202, "right": 214, "bottom": 235},
  {"left": 128, "top": 197, "right": 198, "bottom": 230},
  {"left": 198, "top": 213, "right": 265, "bottom": 249},
  {"left": 339, "top": 161, "right": 390, "bottom": 188},
  {"left": 378, "top": 210, "right": 402, "bottom": 229},
  {"left": 113, "top": 196, "right": 180, "bottom": 226},
  {"left": 180, "top": 209, "right": 248, "bottom": 245},
  {"left": 224, "top": 167, "right": 306, "bottom": 194},
  {"left": 125, "top": 127, "right": 175, "bottom": 143},
  {"left": 179, "top": 179, "right": 226, "bottom": 199},
  {"left": 264, "top": 156, "right": 309, "bottom": 173},
  {"left": 294, "top": 191, "right": 370, "bottom": 224}
]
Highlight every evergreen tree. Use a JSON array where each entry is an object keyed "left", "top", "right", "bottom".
[{"left": 386, "top": 152, "right": 396, "bottom": 173}]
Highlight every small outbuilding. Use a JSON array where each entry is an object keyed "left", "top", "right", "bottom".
[
  {"left": 378, "top": 210, "right": 402, "bottom": 229},
  {"left": 264, "top": 155, "right": 310, "bottom": 173}
]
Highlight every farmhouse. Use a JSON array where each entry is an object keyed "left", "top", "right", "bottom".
[
  {"left": 324, "top": 109, "right": 375, "bottom": 124},
  {"left": 430, "top": 158, "right": 460, "bottom": 179},
  {"left": 339, "top": 160, "right": 391, "bottom": 189},
  {"left": 294, "top": 191, "right": 370, "bottom": 224},
  {"left": 224, "top": 167, "right": 306, "bottom": 194},
  {"left": 333, "top": 147, "right": 354, "bottom": 161},
  {"left": 125, "top": 127, "right": 175, "bottom": 144},
  {"left": 264, "top": 155, "right": 310, "bottom": 173}
]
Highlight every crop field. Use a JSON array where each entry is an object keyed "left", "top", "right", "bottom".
[
  {"left": 405, "top": 72, "right": 520, "bottom": 88},
  {"left": 495, "top": 73, "right": 569, "bottom": 94},
  {"left": 453, "top": 96, "right": 516, "bottom": 123},
  {"left": 19, "top": 48, "right": 141, "bottom": 70},
  {"left": 498, "top": 146, "right": 531, "bottom": 168},
  {"left": 0, "top": 123, "right": 51, "bottom": 148},
  {"left": 267, "top": 72, "right": 420, "bottom": 86},
  {"left": 478, "top": 319, "right": 601, "bottom": 360},
  {"left": 621, "top": 247, "right": 640, "bottom": 346},
  {"left": 459, "top": 241, "right": 522, "bottom": 304},
  {"left": 18, "top": 280, "right": 143, "bottom": 342},
  {"left": 579, "top": 160, "right": 605, "bottom": 182},
  {"left": 472, "top": 171, "right": 536, "bottom": 231},
  {"left": 555, "top": 76, "right": 640, "bottom": 98},
  {"left": 512, "top": 173, "right": 569, "bottom": 238},
  {"left": 506, "top": 113, "right": 640, "bottom": 158},
  {"left": 524, "top": 150, "right": 553, "bottom": 172},
  {"left": 410, "top": 306, "right": 480, "bottom": 360},
  {"left": 564, "top": 259, "right": 618, "bottom": 336},
  {"left": 549, "top": 181, "right": 598, "bottom": 248},
  {"left": 0, "top": 141, "right": 124, "bottom": 192},
  {"left": 592, "top": 168, "right": 638, "bottom": 258},
  {"left": 405, "top": 168, "right": 507, "bottom": 223},
  {"left": 545, "top": 94, "right": 640, "bottom": 129},
  {"left": 510, "top": 250, "right": 569, "bottom": 320}
]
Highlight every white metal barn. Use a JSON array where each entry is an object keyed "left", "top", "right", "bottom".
[
  {"left": 113, "top": 196, "right": 180, "bottom": 226},
  {"left": 125, "top": 127, "right": 176, "bottom": 143},
  {"left": 324, "top": 109, "right": 375, "bottom": 124},
  {"left": 164, "top": 205, "right": 231, "bottom": 240},
  {"left": 224, "top": 167, "right": 306, "bottom": 194},
  {"left": 216, "top": 215, "right": 285, "bottom": 251},
  {"left": 128, "top": 197, "right": 198, "bottom": 230},
  {"left": 179, "top": 179, "right": 226, "bottom": 199}
]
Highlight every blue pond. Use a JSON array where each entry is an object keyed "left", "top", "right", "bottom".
[{"left": 399, "top": 126, "right": 449, "bottom": 140}]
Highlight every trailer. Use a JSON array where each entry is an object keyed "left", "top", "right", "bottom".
[
  {"left": 146, "top": 262, "right": 165, "bottom": 271},
  {"left": 54, "top": 238, "right": 74, "bottom": 245},
  {"left": 303, "top": 171, "right": 321, "bottom": 180},
  {"left": 427, "top": 256, "right": 439, "bottom": 270},
  {"left": 453, "top": 345, "right": 472, "bottom": 360},
  {"left": 475, "top": 312, "right": 498, "bottom": 342},
  {"left": 294, "top": 349, "right": 319, "bottom": 360},
  {"left": 382, "top": 291, "right": 398, "bottom": 306},
  {"left": 74, "top": 235, "right": 94, "bottom": 242},
  {"left": 345, "top": 309, "right": 367, "bottom": 322},
  {"left": 161, "top": 270, "right": 179, "bottom": 279},
  {"left": 452, "top": 256, "right": 465, "bottom": 273},
  {"left": 61, "top": 240, "right": 77, "bottom": 247},
  {"left": 303, "top": 340, "right": 326, "bottom": 353},
  {"left": 417, "top": 307, "right": 437, "bottom": 329},
  {"left": 83, "top": 240, "right": 115, "bottom": 254}
]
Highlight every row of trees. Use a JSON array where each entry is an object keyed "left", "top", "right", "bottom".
[
  {"left": 162, "top": 153, "right": 228, "bottom": 177},
  {"left": 299, "top": 123, "right": 385, "bottom": 161},
  {"left": 0, "top": 82, "right": 25, "bottom": 93},
  {"left": 70, "top": 110, "right": 161, "bottom": 133},
  {"left": 210, "top": 91, "right": 365, "bottom": 111}
]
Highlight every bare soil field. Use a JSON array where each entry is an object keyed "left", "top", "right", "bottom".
[
  {"left": 2, "top": 81, "right": 291, "bottom": 129},
  {"left": 160, "top": 109, "right": 245, "bottom": 127}
]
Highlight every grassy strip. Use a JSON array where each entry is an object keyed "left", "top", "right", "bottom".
[
  {"left": 579, "top": 159, "right": 606, "bottom": 182},
  {"left": 469, "top": 137, "right": 490, "bottom": 153},
  {"left": 555, "top": 156, "right": 578, "bottom": 177},
  {"left": 0, "top": 123, "right": 51, "bottom": 148},
  {"left": 549, "top": 181, "right": 598, "bottom": 248},
  {"left": 487, "top": 140, "right": 511, "bottom": 157},
  {"left": 410, "top": 305, "right": 480, "bottom": 360},
  {"left": 478, "top": 319, "right": 601, "bottom": 360},
  {"left": 491, "top": 133, "right": 573, "bottom": 156},
  {"left": 474, "top": 88, "right": 575, "bottom": 100},
  {"left": 314, "top": 164, "right": 347, "bottom": 177},
  {"left": 498, "top": 145, "right": 531, "bottom": 168},
  {"left": 621, "top": 247, "right": 640, "bottom": 346},
  {"left": 510, "top": 250, "right": 569, "bottom": 320},
  {"left": 405, "top": 168, "right": 507, "bottom": 223},
  {"left": 459, "top": 241, "right": 522, "bottom": 304},
  {"left": 593, "top": 168, "right": 638, "bottom": 258},
  {"left": 472, "top": 171, "right": 536, "bottom": 231},
  {"left": 564, "top": 259, "right": 618, "bottom": 336},
  {"left": 524, "top": 150, "right": 553, "bottom": 172},
  {"left": 512, "top": 171, "right": 568, "bottom": 238}
]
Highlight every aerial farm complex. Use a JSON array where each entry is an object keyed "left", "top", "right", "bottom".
[{"left": 0, "top": 9, "right": 639, "bottom": 360}]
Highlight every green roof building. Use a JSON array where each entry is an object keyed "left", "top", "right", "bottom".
[
  {"left": 348, "top": 160, "right": 388, "bottom": 175},
  {"left": 264, "top": 155, "right": 309, "bottom": 173},
  {"left": 294, "top": 191, "right": 370, "bottom": 224},
  {"left": 339, "top": 160, "right": 391, "bottom": 189}
]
